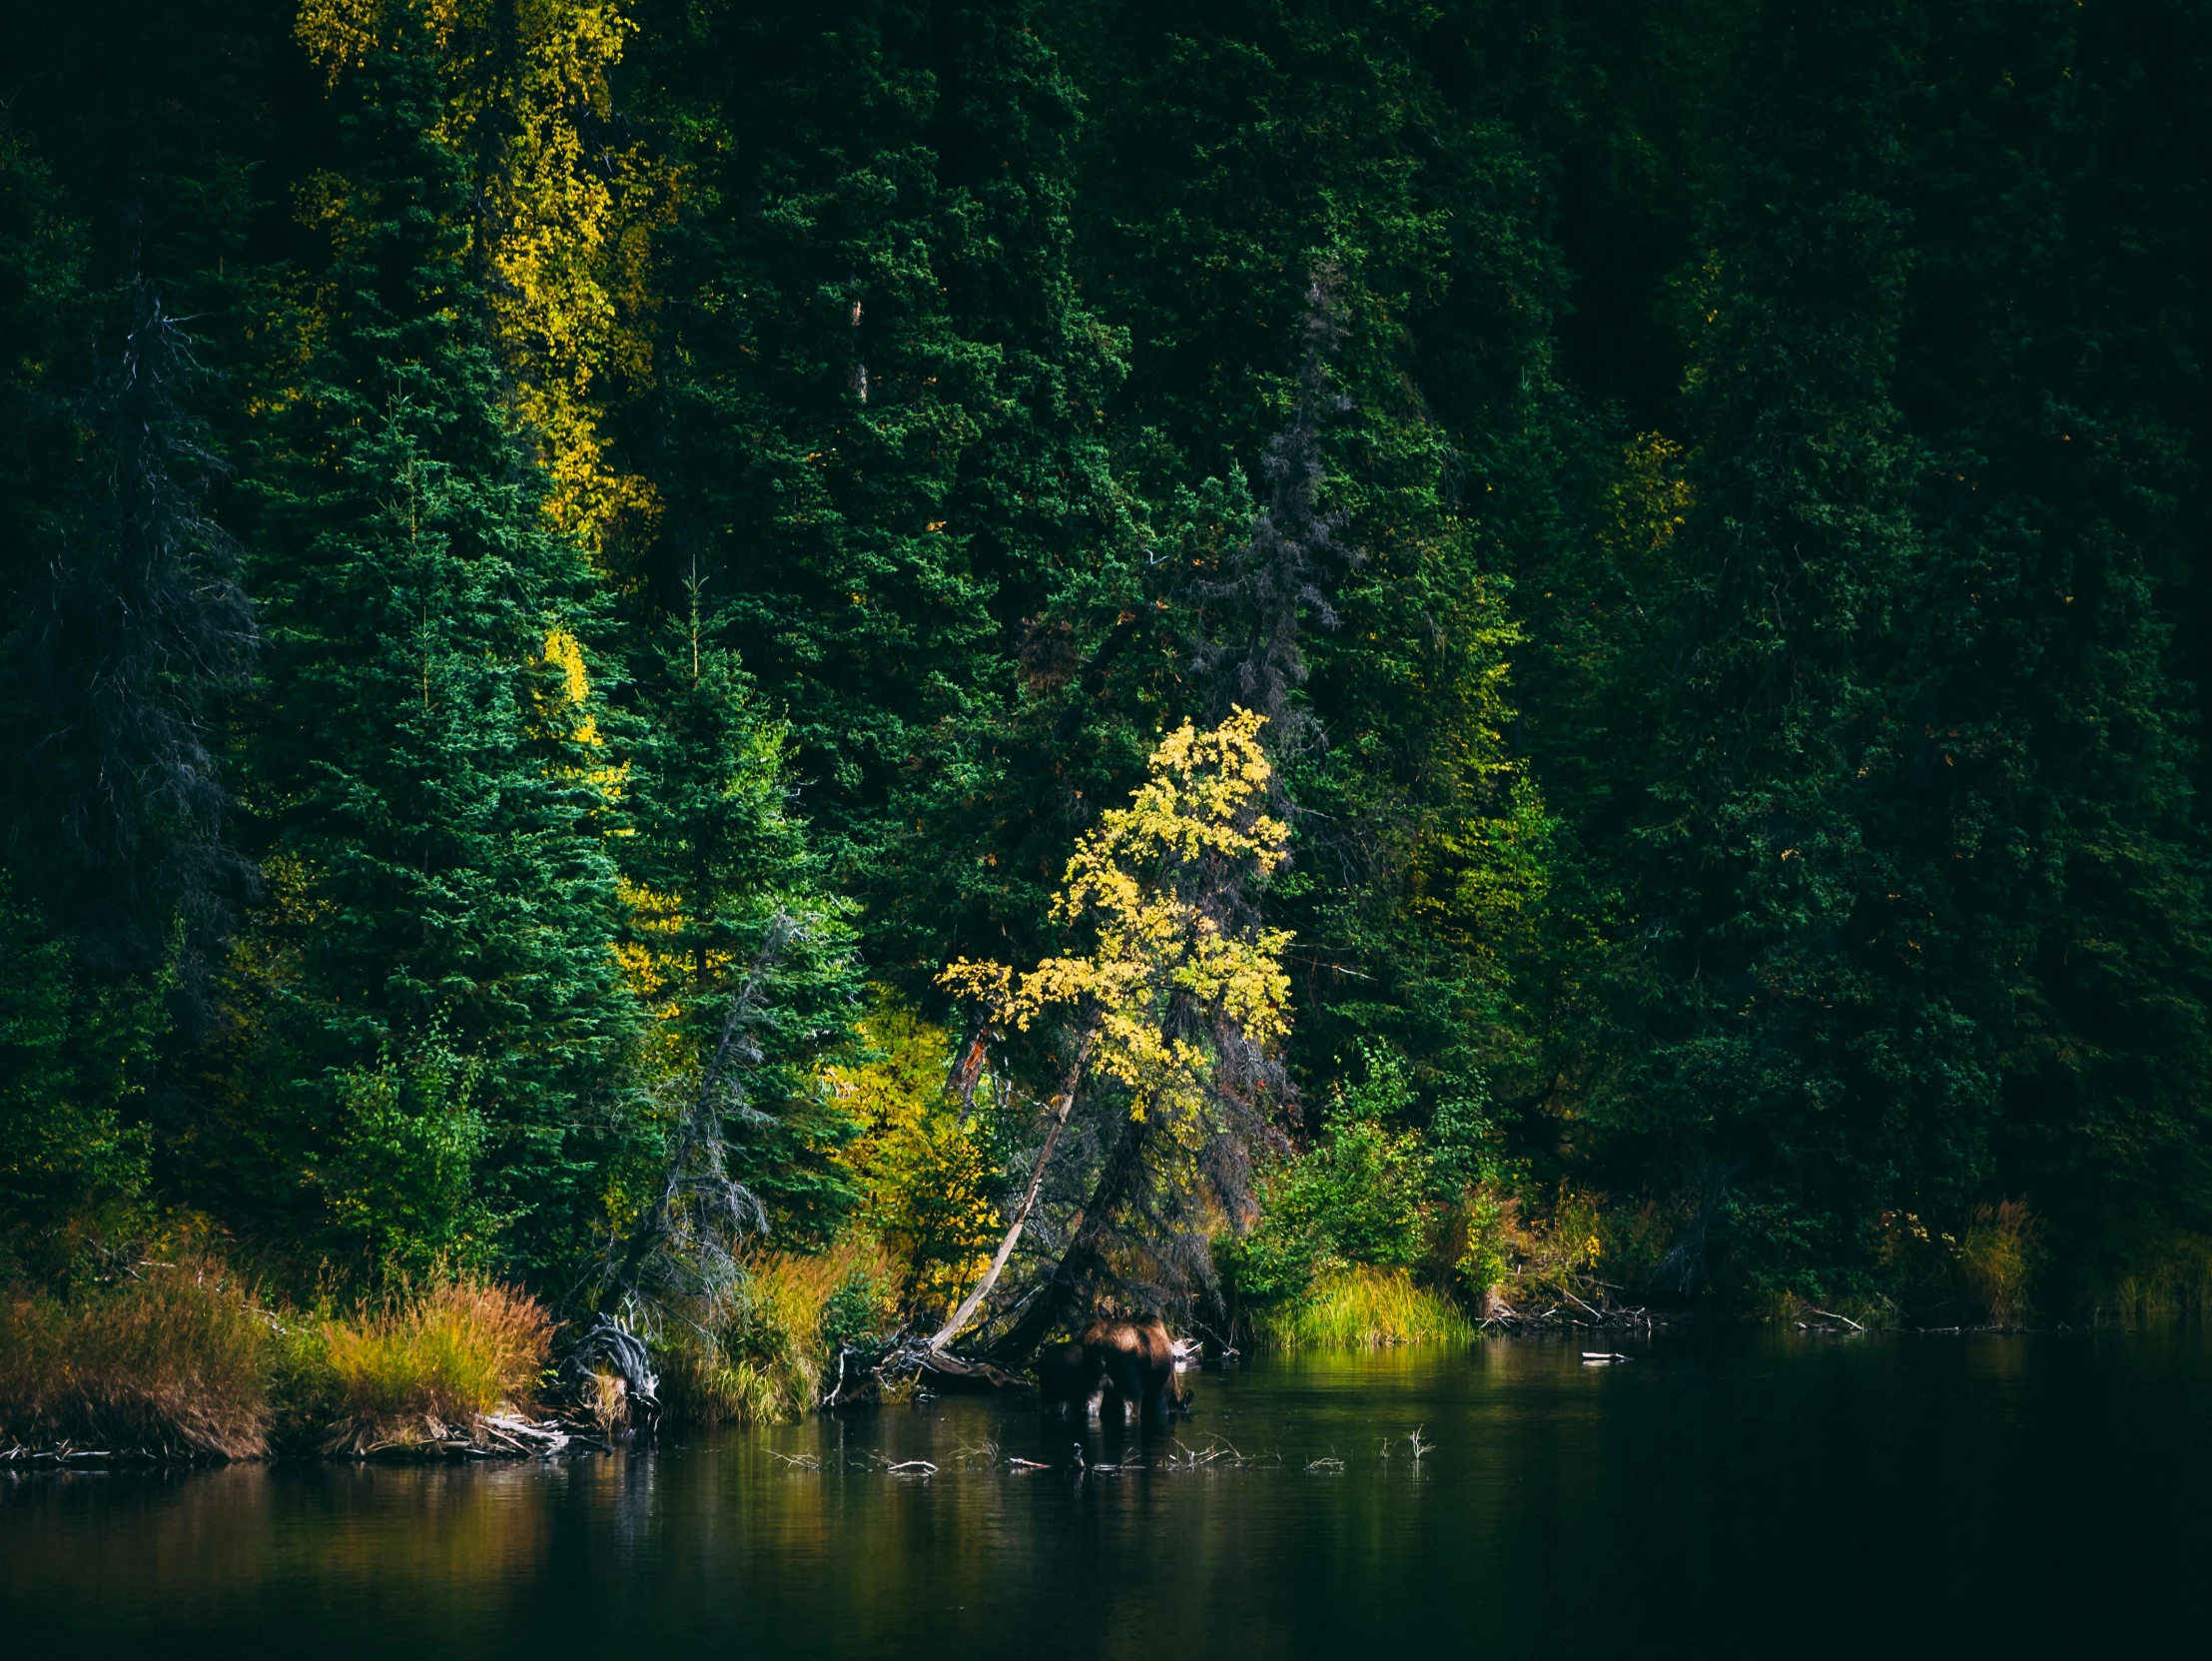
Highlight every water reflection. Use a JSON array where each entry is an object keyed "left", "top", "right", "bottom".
[{"left": 7, "top": 1330, "right": 2208, "bottom": 1657}]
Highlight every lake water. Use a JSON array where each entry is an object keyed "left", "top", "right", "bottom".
[{"left": 7, "top": 1329, "right": 2208, "bottom": 1657}]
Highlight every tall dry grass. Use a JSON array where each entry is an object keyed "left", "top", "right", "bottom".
[
  {"left": 658, "top": 1240, "right": 897, "bottom": 1427},
  {"left": 297, "top": 1277, "right": 552, "bottom": 1451},
  {"left": 2109, "top": 1233, "right": 2212, "bottom": 1323},
  {"left": 0, "top": 1258, "right": 275, "bottom": 1458}
]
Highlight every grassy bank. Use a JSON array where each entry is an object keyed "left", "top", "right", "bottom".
[
  {"left": 0, "top": 1237, "right": 902, "bottom": 1461},
  {"left": 0, "top": 1263, "right": 553, "bottom": 1460},
  {"left": 656, "top": 1240, "right": 899, "bottom": 1427},
  {"left": 0, "top": 1257, "right": 274, "bottom": 1458}
]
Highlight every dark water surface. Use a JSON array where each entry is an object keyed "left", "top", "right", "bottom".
[{"left": 7, "top": 1330, "right": 2209, "bottom": 1657}]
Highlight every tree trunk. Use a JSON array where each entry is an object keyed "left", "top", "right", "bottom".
[
  {"left": 989, "top": 1103, "right": 1153, "bottom": 1364},
  {"left": 926, "top": 1016, "right": 1099, "bottom": 1351}
]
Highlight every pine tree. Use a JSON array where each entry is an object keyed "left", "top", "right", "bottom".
[
  {"left": 617, "top": 594, "right": 863, "bottom": 1245},
  {"left": 237, "top": 35, "right": 635, "bottom": 1279},
  {"left": 621, "top": 0, "right": 1144, "bottom": 983}
]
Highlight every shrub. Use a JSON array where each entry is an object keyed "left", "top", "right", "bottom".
[
  {"left": 655, "top": 1241, "right": 897, "bottom": 1426},
  {"left": 818, "top": 1262, "right": 896, "bottom": 1352},
  {"left": 1958, "top": 1201, "right": 2037, "bottom": 1323},
  {"left": 1225, "top": 1052, "right": 1433, "bottom": 1307},
  {"left": 829, "top": 993, "right": 1001, "bottom": 1323},
  {"left": 320, "top": 1039, "right": 499, "bottom": 1276},
  {"left": 0, "top": 1257, "right": 275, "bottom": 1458},
  {"left": 298, "top": 1276, "right": 551, "bottom": 1448},
  {"left": 2111, "top": 1233, "right": 2212, "bottom": 1322}
]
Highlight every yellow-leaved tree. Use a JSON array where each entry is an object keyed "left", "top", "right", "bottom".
[
  {"left": 827, "top": 995, "right": 1002, "bottom": 1325},
  {"left": 928, "top": 709, "right": 1293, "bottom": 1349},
  {"left": 298, "top": 0, "right": 676, "bottom": 557}
]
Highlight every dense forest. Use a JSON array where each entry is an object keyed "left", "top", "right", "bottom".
[{"left": 5, "top": 0, "right": 2210, "bottom": 1430}]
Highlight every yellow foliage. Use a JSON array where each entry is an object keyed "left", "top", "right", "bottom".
[
  {"left": 1608, "top": 430, "right": 1694, "bottom": 569},
  {"left": 829, "top": 996, "right": 1000, "bottom": 1320},
  {"left": 297, "top": 0, "right": 679, "bottom": 557},
  {"left": 531, "top": 626, "right": 627, "bottom": 803},
  {"left": 939, "top": 709, "right": 1293, "bottom": 1126}
]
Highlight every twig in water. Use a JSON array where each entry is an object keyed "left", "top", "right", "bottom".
[
  {"left": 882, "top": 1459, "right": 939, "bottom": 1475},
  {"left": 1304, "top": 1455, "right": 1345, "bottom": 1473},
  {"left": 1407, "top": 1426, "right": 1432, "bottom": 1459},
  {"left": 1808, "top": 1307, "right": 1865, "bottom": 1332},
  {"left": 767, "top": 1450, "right": 822, "bottom": 1469}
]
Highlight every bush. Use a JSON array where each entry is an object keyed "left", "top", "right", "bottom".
[
  {"left": 1225, "top": 1051, "right": 1434, "bottom": 1308},
  {"left": 289, "top": 1276, "right": 551, "bottom": 1450},
  {"left": 2111, "top": 1233, "right": 2212, "bottom": 1322},
  {"left": 656, "top": 1241, "right": 897, "bottom": 1427},
  {"left": 0, "top": 1257, "right": 275, "bottom": 1458},
  {"left": 829, "top": 993, "right": 1002, "bottom": 1323},
  {"left": 1958, "top": 1201, "right": 2037, "bottom": 1323}
]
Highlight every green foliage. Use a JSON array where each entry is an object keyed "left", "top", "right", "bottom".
[
  {"left": 2, "top": 0, "right": 2210, "bottom": 1327},
  {"left": 818, "top": 1264, "right": 897, "bottom": 1353},
  {"left": 235, "top": 36, "right": 638, "bottom": 1280},
  {"left": 1226, "top": 1047, "right": 1432, "bottom": 1304},
  {"left": 617, "top": 619, "right": 864, "bottom": 1244},
  {"left": 321, "top": 1038, "right": 496, "bottom": 1277},
  {"left": 0, "top": 876, "right": 161, "bottom": 1271}
]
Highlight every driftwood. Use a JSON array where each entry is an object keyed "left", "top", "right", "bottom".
[
  {"left": 560, "top": 1314, "right": 662, "bottom": 1430},
  {"left": 1480, "top": 1291, "right": 1675, "bottom": 1334},
  {"left": 321, "top": 1411, "right": 574, "bottom": 1461},
  {"left": 829, "top": 1342, "right": 1034, "bottom": 1408}
]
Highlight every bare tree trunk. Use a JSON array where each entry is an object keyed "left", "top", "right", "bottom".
[
  {"left": 927, "top": 1017, "right": 1099, "bottom": 1351},
  {"left": 600, "top": 913, "right": 794, "bottom": 1310},
  {"left": 990, "top": 1104, "right": 1151, "bottom": 1364}
]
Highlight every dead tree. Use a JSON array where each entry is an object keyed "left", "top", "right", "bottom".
[{"left": 596, "top": 910, "right": 797, "bottom": 1317}]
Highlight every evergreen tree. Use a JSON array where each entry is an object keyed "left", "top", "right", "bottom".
[
  {"left": 621, "top": 0, "right": 1145, "bottom": 984},
  {"left": 1593, "top": 0, "right": 1997, "bottom": 1293},
  {"left": 8, "top": 285, "right": 257, "bottom": 988},
  {"left": 1893, "top": 0, "right": 2212, "bottom": 1279},
  {"left": 233, "top": 35, "right": 635, "bottom": 1279},
  {"left": 1052, "top": 0, "right": 1572, "bottom": 1136},
  {"left": 618, "top": 599, "right": 863, "bottom": 1244}
]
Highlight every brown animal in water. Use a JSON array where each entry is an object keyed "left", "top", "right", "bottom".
[
  {"left": 1083, "top": 1316, "right": 1185, "bottom": 1424},
  {"left": 1034, "top": 1316, "right": 1190, "bottom": 1423},
  {"left": 1036, "top": 1339, "right": 1100, "bottom": 1416}
]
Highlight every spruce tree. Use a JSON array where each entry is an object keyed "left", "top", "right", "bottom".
[
  {"left": 1595, "top": 0, "right": 1989, "bottom": 1294},
  {"left": 1893, "top": 0, "right": 2212, "bottom": 1279},
  {"left": 237, "top": 35, "right": 634, "bottom": 1279},
  {"left": 618, "top": 602, "right": 862, "bottom": 1244},
  {"left": 621, "top": 0, "right": 1143, "bottom": 984}
]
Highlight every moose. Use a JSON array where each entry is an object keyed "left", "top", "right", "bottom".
[{"left": 1036, "top": 1316, "right": 1188, "bottom": 1424}]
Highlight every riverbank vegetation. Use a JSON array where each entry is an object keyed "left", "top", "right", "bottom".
[{"left": 6, "top": 0, "right": 2212, "bottom": 1454}]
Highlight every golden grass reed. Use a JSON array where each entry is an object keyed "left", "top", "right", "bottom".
[
  {"left": 0, "top": 1257, "right": 275, "bottom": 1458},
  {"left": 1248, "top": 1263, "right": 1473, "bottom": 1350},
  {"left": 658, "top": 1239, "right": 897, "bottom": 1427},
  {"left": 315, "top": 1277, "right": 552, "bottom": 1425}
]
